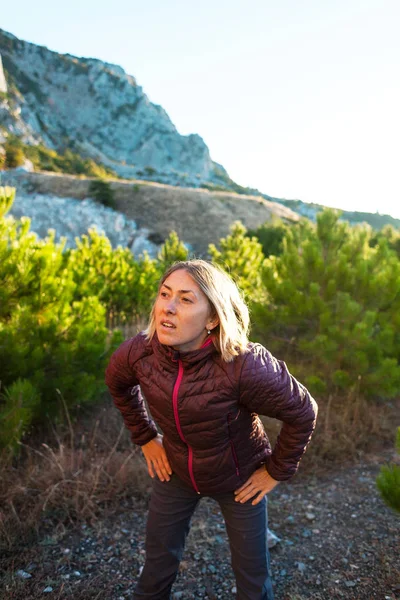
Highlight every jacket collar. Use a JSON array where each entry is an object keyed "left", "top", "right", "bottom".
[{"left": 151, "top": 332, "right": 217, "bottom": 370}]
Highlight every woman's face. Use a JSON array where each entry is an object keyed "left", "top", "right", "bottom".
[{"left": 154, "top": 269, "right": 216, "bottom": 353}]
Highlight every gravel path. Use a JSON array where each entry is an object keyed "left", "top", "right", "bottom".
[{"left": 1, "top": 448, "right": 399, "bottom": 599}]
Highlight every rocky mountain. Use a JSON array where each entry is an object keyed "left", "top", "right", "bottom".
[
  {"left": 1, "top": 28, "right": 398, "bottom": 233},
  {"left": 0, "top": 28, "right": 231, "bottom": 188}
]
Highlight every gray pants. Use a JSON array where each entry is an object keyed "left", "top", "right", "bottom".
[{"left": 134, "top": 473, "right": 274, "bottom": 600}]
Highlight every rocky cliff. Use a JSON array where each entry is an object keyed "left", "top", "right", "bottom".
[
  {"left": 2, "top": 170, "right": 299, "bottom": 256},
  {"left": 0, "top": 28, "right": 231, "bottom": 188},
  {"left": 0, "top": 55, "right": 7, "bottom": 94}
]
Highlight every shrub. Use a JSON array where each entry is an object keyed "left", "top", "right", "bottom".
[
  {"left": 0, "top": 187, "right": 122, "bottom": 453},
  {"left": 144, "top": 166, "right": 156, "bottom": 177},
  {"left": 5, "top": 141, "right": 25, "bottom": 168},
  {"left": 0, "top": 379, "right": 40, "bottom": 454},
  {"left": 247, "top": 217, "right": 292, "bottom": 257},
  {"left": 370, "top": 224, "right": 400, "bottom": 258},
  {"left": 157, "top": 231, "right": 189, "bottom": 272},
  {"left": 4, "top": 136, "right": 118, "bottom": 179},
  {"left": 252, "top": 209, "right": 400, "bottom": 399},
  {"left": 88, "top": 178, "right": 115, "bottom": 208},
  {"left": 209, "top": 221, "right": 266, "bottom": 303},
  {"left": 66, "top": 227, "right": 147, "bottom": 326},
  {"left": 376, "top": 427, "right": 400, "bottom": 513}
]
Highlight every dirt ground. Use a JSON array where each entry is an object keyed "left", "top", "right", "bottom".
[{"left": 1, "top": 445, "right": 399, "bottom": 600}]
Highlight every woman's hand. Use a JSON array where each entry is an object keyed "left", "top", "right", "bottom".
[
  {"left": 234, "top": 466, "right": 280, "bottom": 505},
  {"left": 141, "top": 434, "right": 172, "bottom": 481}
]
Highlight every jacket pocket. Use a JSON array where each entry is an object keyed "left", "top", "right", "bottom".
[{"left": 227, "top": 410, "right": 241, "bottom": 477}]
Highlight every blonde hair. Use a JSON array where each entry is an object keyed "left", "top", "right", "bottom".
[{"left": 144, "top": 260, "right": 250, "bottom": 362}]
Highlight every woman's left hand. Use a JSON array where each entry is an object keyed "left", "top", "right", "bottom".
[{"left": 234, "top": 466, "right": 280, "bottom": 505}]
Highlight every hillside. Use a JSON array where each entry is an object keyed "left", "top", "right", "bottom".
[
  {"left": 0, "top": 28, "right": 232, "bottom": 189},
  {"left": 1, "top": 27, "right": 399, "bottom": 232},
  {"left": 2, "top": 170, "right": 299, "bottom": 255},
  {"left": 277, "top": 198, "right": 400, "bottom": 231}
]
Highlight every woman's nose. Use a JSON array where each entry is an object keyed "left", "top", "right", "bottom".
[{"left": 165, "top": 299, "right": 177, "bottom": 314}]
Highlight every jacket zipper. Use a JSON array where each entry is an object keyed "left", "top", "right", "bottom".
[
  {"left": 227, "top": 412, "right": 241, "bottom": 477},
  {"left": 172, "top": 358, "right": 200, "bottom": 494}
]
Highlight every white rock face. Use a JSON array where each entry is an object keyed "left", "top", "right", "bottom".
[
  {"left": 0, "top": 55, "right": 7, "bottom": 93},
  {"left": 2, "top": 169, "right": 300, "bottom": 256},
  {"left": 9, "top": 190, "right": 160, "bottom": 257},
  {"left": 0, "top": 28, "right": 230, "bottom": 188},
  {"left": 13, "top": 158, "right": 34, "bottom": 172}
]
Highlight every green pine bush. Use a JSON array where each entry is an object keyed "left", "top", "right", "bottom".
[
  {"left": 0, "top": 187, "right": 122, "bottom": 453},
  {"left": 376, "top": 427, "right": 400, "bottom": 513},
  {"left": 251, "top": 209, "right": 400, "bottom": 399},
  {"left": 157, "top": 231, "right": 189, "bottom": 272},
  {"left": 88, "top": 179, "right": 115, "bottom": 208},
  {"left": 209, "top": 221, "right": 266, "bottom": 303},
  {"left": 247, "top": 217, "right": 292, "bottom": 257},
  {"left": 3, "top": 134, "right": 117, "bottom": 178},
  {"left": 5, "top": 140, "right": 25, "bottom": 168},
  {"left": 65, "top": 227, "right": 160, "bottom": 326},
  {"left": 0, "top": 378, "right": 40, "bottom": 454}
]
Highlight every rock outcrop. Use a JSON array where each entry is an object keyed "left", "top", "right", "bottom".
[
  {"left": 2, "top": 170, "right": 299, "bottom": 256},
  {"left": 0, "top": 28, "right": 231, "bottom": 188},
  {"left": 0, "top": 55, "right": 7, "bottom": 94}
]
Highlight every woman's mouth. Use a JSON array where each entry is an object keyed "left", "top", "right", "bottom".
[{"left": 161, "top": 321, "right": 176, "bottom": 329}]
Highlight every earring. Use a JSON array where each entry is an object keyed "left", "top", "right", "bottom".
[{"left": 207, "top": 329, "right": 211, "bottom": 335}]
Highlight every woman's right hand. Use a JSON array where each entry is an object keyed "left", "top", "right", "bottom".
[{"left": 141, "top": 434, "right": 173, "bottom": 481}]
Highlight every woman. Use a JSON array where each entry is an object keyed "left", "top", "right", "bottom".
[{"left": 105, "top": 259, "right": 318, "bottom": 600}]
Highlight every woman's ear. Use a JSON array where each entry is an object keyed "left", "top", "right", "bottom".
[{"left": 207, "top": 317, "right": 219, "bottom": 331}]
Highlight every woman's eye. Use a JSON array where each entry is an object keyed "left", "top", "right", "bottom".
[
  {"left": 182, "top": 297, "right": 192, "bottom": 303},
  {"left": 160, "top": 291, "right": 168, "bottom": 298}
]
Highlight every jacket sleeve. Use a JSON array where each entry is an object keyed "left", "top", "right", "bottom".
[
  {"left": 105, "top": 336, "right": 158, "bottom": 446},
  {"left": 239, "top": 344, "right": 318, "bottom": 481}
]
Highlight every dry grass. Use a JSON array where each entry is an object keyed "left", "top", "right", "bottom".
[
  {"left": 311, "top": 391, "right": 397, "bottom": 455},
  {"left": 262, "top": 391, "right": 398, "bottom": 478},
  {"left": 0, "top": 390, "right": 398, "bottom": 555},
  {"left": 0, "top": 400, "right": 150, "bottom": 553}
]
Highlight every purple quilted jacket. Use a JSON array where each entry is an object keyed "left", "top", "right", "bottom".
[{"left": 105, "top": 332, "right": 318, "bottom": 494}]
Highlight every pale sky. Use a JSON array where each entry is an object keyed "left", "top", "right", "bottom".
[{"left": 2, "top": 0, "right": 400, "bottom": 218}]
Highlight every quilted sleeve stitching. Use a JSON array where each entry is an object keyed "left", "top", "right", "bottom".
[
  {"left": 105, "top": 335, "right": 158, "bottom": 446},
  {"left": 239, "top": 344, "right": 318, "bottom": 481}
]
